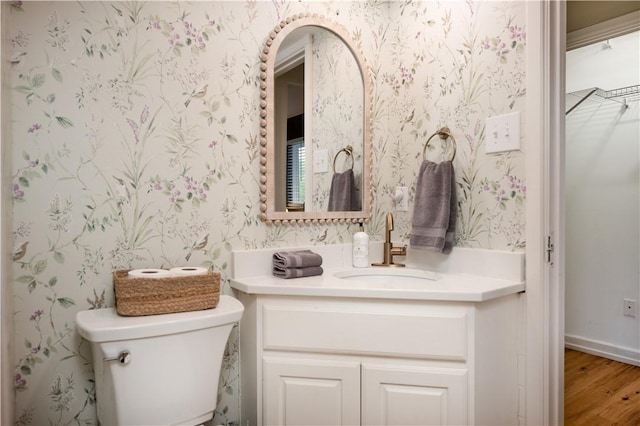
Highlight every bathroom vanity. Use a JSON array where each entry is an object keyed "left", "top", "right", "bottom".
[{"left": 231, "top": 245, "right": 525, "bottom": 426}]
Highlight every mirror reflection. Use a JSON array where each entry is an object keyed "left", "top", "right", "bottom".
[
  {"left": 260, "top": 15, "right": 371, "bottom": 225},
  {"left": 274, "top": 26, "right": 364, "bottom": 213}
]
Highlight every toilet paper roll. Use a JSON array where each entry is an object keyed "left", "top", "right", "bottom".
[
  {"left": 169, "top": 266, "right": 209, "bottom": 276},
  {"left": 127, "top": 268, "right": 172, "bottom": 279}
]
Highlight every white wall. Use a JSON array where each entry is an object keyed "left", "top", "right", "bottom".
[{"left": 565, "top": 30, "right": 640, "bottom": 364}]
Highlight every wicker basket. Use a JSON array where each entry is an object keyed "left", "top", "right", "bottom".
[{"left": 113, "top": 270, "right": 220, "bottom": 316}]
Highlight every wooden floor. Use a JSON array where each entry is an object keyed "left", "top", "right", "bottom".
[{"left": 565, "top": 349, "right": 640, "bottom": 425}]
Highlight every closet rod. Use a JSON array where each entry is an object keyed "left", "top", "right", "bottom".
[{"left": 565, "top": 88, "right": 597, "bottom": 116}]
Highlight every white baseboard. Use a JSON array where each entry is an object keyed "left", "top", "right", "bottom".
[{"left": 565, "top": 334, "right": 640, "bottom": 367}]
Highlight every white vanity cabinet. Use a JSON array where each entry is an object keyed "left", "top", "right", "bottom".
[
  {"left": 237, "top": 293, "right": 520, "bottom": 426},
  {"left": 262, "top": 356, "right": 361, "bottom": 425}
]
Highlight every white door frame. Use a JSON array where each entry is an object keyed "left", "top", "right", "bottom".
[
  {"left": 0, "top": 2, "right": 15, "bottom": 423},
  {"left": 527, "top": 4, "right": 640, "bottom": 425},
  {"left": 525, "top": 1, "right": 565, "bottom": 425}
]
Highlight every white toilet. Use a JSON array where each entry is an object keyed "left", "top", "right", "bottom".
[{"left": 76, "top": 295, "right": 244, "bottom": 426}]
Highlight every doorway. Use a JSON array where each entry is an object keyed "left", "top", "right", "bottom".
[
  {"left": 563, "top": 10, "right": 640, "bottom": 426},
  {"left": 564, "top": 29, "right": 640, "bottom": 365}
]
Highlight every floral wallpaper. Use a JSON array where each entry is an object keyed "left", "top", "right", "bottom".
[
  {"left": 311, "top": 28, "right": 364, "bottom": 211},
  {"left": 5, "top": 1, "right": 525, "bottom": 425}
]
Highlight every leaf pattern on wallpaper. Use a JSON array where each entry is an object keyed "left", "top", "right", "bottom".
[
  {"left": 8, "top": 1, "right": 526, "bottom": 425},
  {"left": 311, "top": 28, "right": 364, "bottom": 211},
  {"left": 375, "top": 0, "right": 526, "bottom": 249}
]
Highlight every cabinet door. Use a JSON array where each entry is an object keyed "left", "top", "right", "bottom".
[
  {"left": 263, "top": 357, "right": 360, "bottom": 426},
  {"left": 362, "top": 364, "right": 468, "bottom": 426}
]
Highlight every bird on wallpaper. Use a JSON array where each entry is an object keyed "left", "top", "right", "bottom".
[
  {"left": 10, "top": 51, "right": 27, "bottom": 68},
  {"left": 400, "top": 108, "right": 415, "bottom": 131},
  {"left": 112, "top": 175, "right": 131, "bottom": 203},
  {"left": 13, "top": 242, "right": 28, "bottom": 262},
  {"left": 185, "top": 234, "right": 208, "bottom": 261},
  {"left": 315, "top": 229, "right": 328, "bottom": 243},
  {"left": 184, "top": 84, "right": 208, "bottom": 107}
]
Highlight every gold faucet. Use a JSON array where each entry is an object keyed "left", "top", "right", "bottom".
[{"left": 372, "top": 212, "right": 407, "bottom": 267}]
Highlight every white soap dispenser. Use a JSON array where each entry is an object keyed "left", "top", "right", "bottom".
[{"left": 352, "top": 222, "right": 369, "bottom": 268}]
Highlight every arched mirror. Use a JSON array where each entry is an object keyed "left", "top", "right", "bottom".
[{"left": 259, "top": 14, "right": 372, "bottom": 225}]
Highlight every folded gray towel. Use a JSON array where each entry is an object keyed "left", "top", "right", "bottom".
[
  {"left": 273, "top": 266, "right": 324, "bottom": 279},
  {"left": 273, "top": 250, "right": 323, "bottom": 269},
  {"left": 410, "top": 160, "right": 457, "bottom": 254},
  {"left": 328, "top": 169, "right": 359, "bottom": 211}
]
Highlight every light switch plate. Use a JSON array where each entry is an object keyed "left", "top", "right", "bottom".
[
  {"left": 314, "top": 149, "right": 328, "bottom": 173},
  {"left": 485, "top": 111, "right": 521, "bottom": 154}
]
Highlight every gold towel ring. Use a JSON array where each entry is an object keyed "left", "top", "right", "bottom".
[
  {"left": 333, "top": 145, "right": 354, "bottom": 173},
  {"left": 422, "top": 127, "right": 457, "bottom": 162}
]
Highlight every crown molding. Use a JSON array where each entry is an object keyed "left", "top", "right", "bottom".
[{"left": 567, "top": 10, "right": 640, "bottom": 51}]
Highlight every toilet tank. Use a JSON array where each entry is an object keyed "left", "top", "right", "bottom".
[{"left": 76, "top": 295, "right": 243, "bottom": 426}]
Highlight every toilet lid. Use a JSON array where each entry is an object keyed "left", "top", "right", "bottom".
[{"left": 75, "top": 295, "right": 243, "bottom": 342}]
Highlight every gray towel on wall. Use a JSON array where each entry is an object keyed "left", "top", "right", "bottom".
[
  {"left": 273, "top": 265, "right": 324, "bottom": 279},
  {"left": 273, "top": 250, "right": 323, "bottom": 269},
  {"left": 409, "top": 160, "right": 457, "bottom": 254},
  {"left": 328, "top": 169, "right": 359, "bottom": 211}
]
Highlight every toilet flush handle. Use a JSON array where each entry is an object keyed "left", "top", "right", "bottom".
[{"left": 104, "top": 350, "right": 131, "bottom": 365}]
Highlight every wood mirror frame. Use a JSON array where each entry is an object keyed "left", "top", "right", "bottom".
[{"left": 259, "top": 14, "right": 372, "bottom": 225}]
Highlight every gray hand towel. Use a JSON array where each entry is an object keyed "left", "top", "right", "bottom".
[
  {"left": 328, "top": 169, "right": 360, "bottom": 211},
  {"left": 409, "top": 160, "right": 457, "bottom": 254},
  {"left": 273, "top": 250, "right": 323, "bottom": 269},
  {"left": 273, "top": 266, "right": 324, "bottom": 279}
]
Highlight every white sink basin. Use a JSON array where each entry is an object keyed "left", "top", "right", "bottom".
[{"left": 333, "top": 268, "right": 441, "bottom": 284}]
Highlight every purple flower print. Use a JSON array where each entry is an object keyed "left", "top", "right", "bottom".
[
  {"left": 127, "top": 118, "right": 139, "bottom": 143},
  {"left": 168, "top": 188, "right": 181, "bottom": 204},
  {"left": 481, "top": 175, "right": 526, "bottom": 210},
  {"left": 13, "top": 183, "right": 24, "bottom": 200},
  {"left": 481, "top": 37, "right": 512, "bottom": 59},
  {"left": 148, "top": 16, "right": 162, "bottom": 31},
  {"left": 182, "top": 21, "right": 206, "bottom": 48},
  {"left": 126, "top": 105, "right": 149, "bottom": 144},
  {"left": 29, "top": 309, "right": 44, "bottom": 321},
  {"left": 507, "top": 175, "right": 526, "bottom": 196},
  {"left": 140, "top": 105, "right": 149, "bottom": 124},
  {"left": 182, "top": 176, "right": 207, "bottom": 202},
  {"left": 27, "top": 123, "right": 41, "bottom": 133},
  {"left": 152, "top": 15, "right": 216, "bottom": 52},
  {"left": 151, "top": 172, "right": 211, "bottom": 209},
  {"left": 509, "top": 25, "right": 525, "bottom": 43},
  {"left": 400, "top": 66, "right": 414, "bottom": 85},
  {"left": 15, "top": 373, "right": 26, "bottom": 389}
]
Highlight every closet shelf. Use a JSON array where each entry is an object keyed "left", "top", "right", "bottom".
[
  {"left": 566, "top": 84, "right": 640, "bottom": 115},
  {"left": 603, "top": 85, "right": 640, "bottom": 100}
]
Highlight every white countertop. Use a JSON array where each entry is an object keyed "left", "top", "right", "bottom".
[
  {"left": 231, "top": 267, "right": 525, "bottom": 302},
  {"left": 231, "top": 244, "right": 525, "bottom": 303}
]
